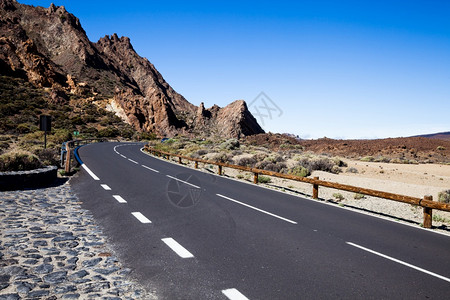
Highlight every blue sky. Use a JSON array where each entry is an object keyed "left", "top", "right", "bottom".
[{"left": 22, "top": 1, "right": 450, "bottom": 139}]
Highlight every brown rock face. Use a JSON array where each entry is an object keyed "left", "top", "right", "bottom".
[{"left": 0, "top": 0, "right": 264, "bottom": 138}]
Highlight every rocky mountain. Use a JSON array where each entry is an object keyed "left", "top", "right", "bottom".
[{"left": 0, "top": 0, "right": 264, "bottom": 138}]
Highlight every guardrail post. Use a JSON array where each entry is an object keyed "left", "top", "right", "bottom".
[
  {"left": 423, "top": 195, "right": 433, "bottom": 228},
  {"left": 218, "top": 165, "right": 222, "bottom": 175},
  {"left": 178, "top": 157, "right": 182, "bottom": 164},
  {"left": 254, "top": 173, "right": 258, "bottom": 184},
  {"left": 65, "top": 146, "right": 71, "bottom": 173},
  {"left": 313, "top": 177, "right": 319, "bottom": 199},
  {"left": 195, "top": 161, "right": 198, "bottom": 169}
]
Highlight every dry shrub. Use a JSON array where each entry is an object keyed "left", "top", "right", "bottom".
[
  {"left": 438, "top": 190, "right": 450, "bottom": 204},
  {"left": 33, "top": 148, "right": 59, "bottom": 166},
  {"left": 220, "top": 138, "right": 240, "bottom": 150},
  {"left": 211, "top": 152, "right": 233, "bottom": 163},
  {"left": 0, "top": 149, "right": 42, "bottom": 171},
  {"left": 235, "top": 156, "right": 256, "bottom": 167},
  {"left": 296, "top": 157, "right": 338, "bottom": 174},
  {"left": 255, "top": 160, "right": 286, "bottom": 173},
  {"left": 288, "top": 166, "right": 310, "bottom": 177}
]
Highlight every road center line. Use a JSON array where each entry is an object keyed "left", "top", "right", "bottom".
[
  {"left": 101, "top": 184, "right": 111, "bottom": 190},
  {"left": 166, "top": 175, "right": 200, "bottom": 189},
  {"left": 82, "top": 164, "right": 100, "bottom": 181},
  {"left": 128, "top": 158, "right": 138, "bottom": 164},
  {"left": 161, "top": 238, "right": 194, "bottom": 258},
  {"left": 112, "top": 195, "right": 127, "bottom": 203},
  {"left": 216, "top": 194, "right": 297, "bottom": 224},
  {"left": 120, "top": 154, "right": 127, "bottom": 159},
  {"left": 346, "top": 242, "right": 450, "bottom": 283},
  {"left": 142, "top": 165, "right": 160, "bottom": 173},
  {"left": 131, "top": 212, "right": 152, "bottom": 224},
  {"left": 222, "top": 288, "right": 249, "bottom": 300}
]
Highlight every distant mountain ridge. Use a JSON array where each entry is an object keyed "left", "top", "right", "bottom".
[
  {"left": 413, "top": 132, "right": 450, "bottom": 141},
  {"left": 0, "top": 0, "right": 264, "bottom": 138}
]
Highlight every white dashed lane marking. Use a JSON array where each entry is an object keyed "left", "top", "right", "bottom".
[
  {"left": 216, "top": 194, "right": 297, "bottom": 224},
  {"left": 166, "top": 175, "right": 200, "bottom": 189},
  {"left": 101, "top": 184, "right": 111, "bottom": 190},
  {"left": 113, "top": 195, "right": 127, "bottom": 203},
  {"left": 161, "top": 238, "right": 194, "bottom": 258},
  {"left": 222, "top": 288, "right": 249, "bottom": 300},
  {"left": 141, "top": 165, "right": 159, "bottom": 173},
  {"left": 82, "top": 164, "right": 100, "bottom": 181},
  {"left": 347, "top": 242, "right": 450, "bottom": 283},
  {"left": 131, "top": 212, "right": 152, "bottom": 224}
]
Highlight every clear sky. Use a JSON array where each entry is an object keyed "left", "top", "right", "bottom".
[{"left": 22, "top": 0, "right": 450, "bottom": 139}]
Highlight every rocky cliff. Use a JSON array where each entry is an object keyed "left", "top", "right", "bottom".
[{"left": 0, "top": 0, "right": 264, "bottom": 138}]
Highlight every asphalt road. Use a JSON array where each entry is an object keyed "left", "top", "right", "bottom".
[{"left": 71, "top": 142, "right": 450, "bottom": 299}]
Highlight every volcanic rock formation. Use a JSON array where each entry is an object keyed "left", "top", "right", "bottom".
[{"left": 0, "top": 0, "right": 264, "bottom": 138}]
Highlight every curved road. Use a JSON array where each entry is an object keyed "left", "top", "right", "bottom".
[{"left": 71, "top": 142, "right": 450, "bottom": 299}]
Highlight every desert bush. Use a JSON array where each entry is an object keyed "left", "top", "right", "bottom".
[
  {"left": 50, "top": 129, "right": 72, "bottom": 144},
  {"left": 258, "top": 175, "right": 271, "bottom": 184},
  {"left": 211, "top": 152, "right": 233, "bottom": 163},
  {"left": 17, "top": 123, "right": 32, "bottom": 134},
  {"left": 264, "top": 155, "right": 285, "bottom": 164},
  {"left": 70, "top": 116, "right": 83, "bottom": 126},
  {"left": 235, "top": 156, "right": 256, "bottom": 167},
  {"left": 333, "top": 193, "right": 345, "bottom": 201},
  {"left": 438, "top": 190, "right": 450, "bottom": 204},
  {"left": 360, "top": 156, "right": 375, "bottom": 162},
  {"left": 331, "top": 165, "right": 342, "bottom": 174},
  {"left": 196, "top": 149, "right": 209, "bottom": 156},
  {"left": 437, "top": 146, "right": 446, "bottom": 151},
  {"left": 220, "top": 138, "right": 240, "bottom": 150},
  {"left": 34, "top": 148, "right": 59, "bottom": 166},
  {"left": 354, "top": 193, "right": 365, "bottom": 200},
  {"left": 288, "top": 166, "right": 310, "bottom": 177},
  {"left": 97, "top": 127, "right": 120, "bottom": 138},
  {"left": 346, "top": 167, "right": 358, "bottom": 173},
  {"left": 255, "top": 160, "right": 286, "bottom": 173},
  {"left": 0, "top": 141, "right": 10, "bottom": 155},
  {"left": 309, "top": 158, "right": 335, "bottom": 173},
  {"left": 333, "top": 157, "right": 348, "bottom": 167},
  {"left": 82, "top": 127, "right": 98, "bottom": 137},
  {"left": 374, "top": 156, "right": 390, "bottom": 163},
  {"left": 0, "top": 150, "right": 43, "bottom": 171},
  {"left": 139, "top": 132, "right": 158, "bottom": 140}
]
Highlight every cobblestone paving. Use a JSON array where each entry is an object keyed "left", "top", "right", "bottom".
[{"left": 0, "top": 183, "right": 155, "bottom": 299}]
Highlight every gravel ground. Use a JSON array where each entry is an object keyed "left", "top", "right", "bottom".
[{"left": 0, "top": 182, "right": 155, "bottom": 299}]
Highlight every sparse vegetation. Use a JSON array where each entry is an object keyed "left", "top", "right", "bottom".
[
  {"left": 0, "top": 75, "right": 149, "bottom": 171},
  {"left": 0, "top": 149, "right": 43, "bottom": 171},
  {"left": 360, "top": 156, "right": 375, "bottom": 162},
  {"left": 432, "top": 214, "right": 450, "bottom": 223},
  {"left": 354, "top": 193, "right": 365, "bottom": 200},
  {"left": 220, "top": 138, "right": 240, "bottom": 150},
  {"left": 333, "top": 193, "right": 345, "bottom": 201},
  {"left": 288, "top": 166, "right": 310, "bottom": 177},
  {"left": 258, "top": 175, "right": 271, "bottom": 184},
  {"left": 346, "top": 167, "right": 358, "bottom": 173},
  {"left": 438, "top": 190, "right": 450, "bottom": 204}
]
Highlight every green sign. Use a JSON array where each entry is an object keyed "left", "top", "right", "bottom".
[{"left": 73, "top": 131, "right": 80, "bottom": 136}]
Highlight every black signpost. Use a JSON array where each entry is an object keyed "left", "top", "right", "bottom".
[{"left": 39, "top": 115, "right": 51, "bottom": 149}]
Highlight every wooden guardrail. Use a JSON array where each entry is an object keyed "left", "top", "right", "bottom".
[
  {"left": 63, "top": 138, "right": 108, "bottom": 173},
  {"left": 145, "top": 145, "right": 450, "bottom": 229}
]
